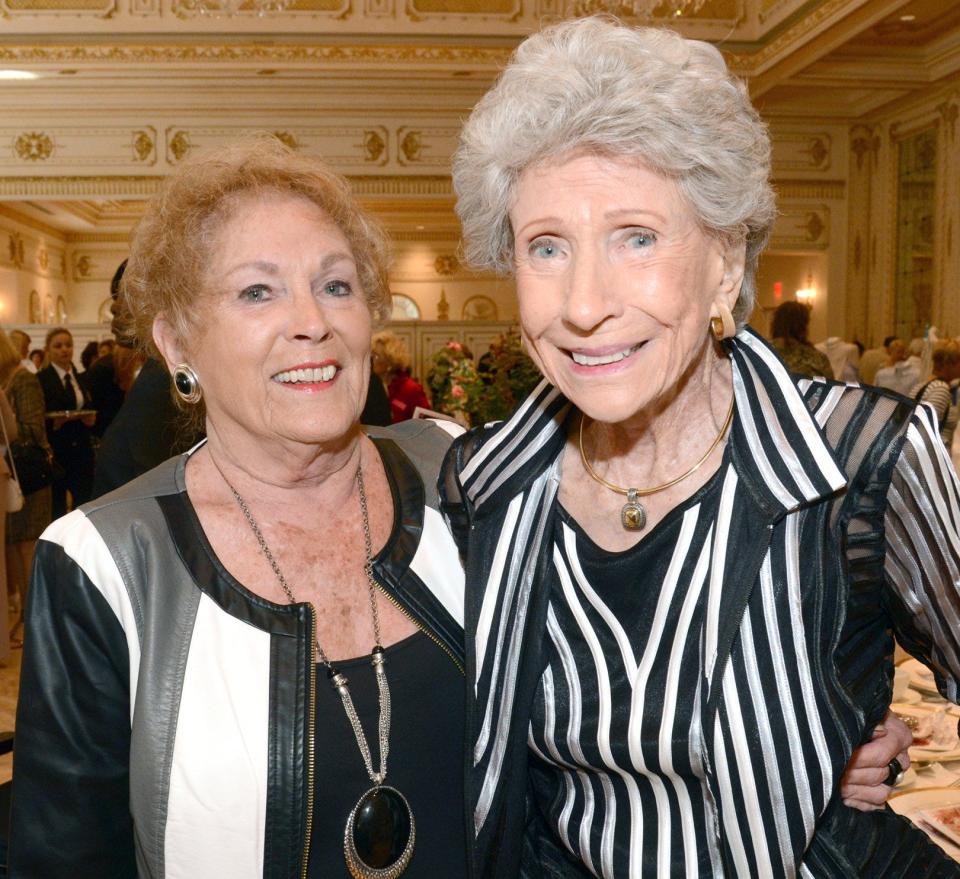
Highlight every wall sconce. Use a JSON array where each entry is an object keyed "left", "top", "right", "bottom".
[{"left": 795, "top": 276, "right": 816, "bottom": 306}]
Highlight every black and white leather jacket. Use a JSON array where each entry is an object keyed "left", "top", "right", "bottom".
[{"left": 9, "top": 418, "right": 465, "bottom": 879}]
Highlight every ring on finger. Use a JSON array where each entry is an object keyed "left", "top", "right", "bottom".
[{"left": 884, "top": 757, "right": 905, "bottom": 787}]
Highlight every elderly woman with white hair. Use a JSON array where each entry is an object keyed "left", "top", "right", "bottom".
[{"left": 441, "top": 16, "right": 959, "bottom": 878}]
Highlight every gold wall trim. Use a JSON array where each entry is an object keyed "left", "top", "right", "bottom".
[
  {"left": 392, "top": 229, "right": 460, "bottom": 242},
  {"left": 0, "top": 176, "right": 164, "bottom": 197},
  {"left": 350, "top": 175, "right": 453, "bottom": 196},
  {"left": 773, "top": 180, "right": 845, "bottom": 200},
  {"left": 0, "top": 174, "right": 453, "bottom": 198},
  {"left": 0, "top": 43, "right": 513, "bottom": 69},
  {"left": 65, "top": 233, "right": 130, "bottom": 244}
]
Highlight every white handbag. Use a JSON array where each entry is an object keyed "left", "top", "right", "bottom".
[{"left": 0, "top": 408, "right": 23, "bottom": 514}]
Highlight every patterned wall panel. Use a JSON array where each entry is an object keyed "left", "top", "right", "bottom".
[
  {"left": 1, "top": 0, "right": 114, "bottom": 14},
  {"left": 406, "top": 0, "right": 519, "bottom": 20},
  {"left": 771, "top": 132, "right": 834, "bottom": 173},
  {"left": 769, "top": 204, "right": 830, "bottom": 250},
  {"left": 163, "top": 125, "right": 390, "bottom": 167},
  {"left": 395, "top": 126, "right": 459, "bottom": 170},
  {"left": 1, "top": 127, "right": 157, "bottom": 169}
]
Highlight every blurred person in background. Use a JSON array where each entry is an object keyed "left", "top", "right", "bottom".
[
  {"left": 815, "top": 334, "right": 859, "bottom": 382},
  {"left": 858, "top": 335, "right": 898, "bottom": 386},
  {"left": 875, "top": 337, "right": 923, "bottom": 395},
  {"left": 37, "top": 327, "right": 96, "bottom": 517},
  {"left": 372, "top": 330, "right": 431, "bottom": 422},
  {"left": 9, "top": 330, "right": 35, "bottom": 374},
  {"left": 360, "top": 360, "right": 392, "bottom": 426},
  {"left": 85, "top": 262, "right": 145, "bottom": 439},
  {"left": 909, "top": 341, "right": 960, "bottom": 451},
  {"left": 0, "top": 328, "right": 51, "bottom": 649},
  {"left": 92, "top": 260, "right": 199, "bottom": 498},
  {"left": 0, "top": 334, "right": 20, "bottom": 663},
  {"left": 27, "top": 349, "right": 43, "bottom": 371},
  {"left": 769, "top": 300, "right": 834, "bottom": 379},
  {"left": 79, "top": 341, "right": 100, "bottom": 374}
]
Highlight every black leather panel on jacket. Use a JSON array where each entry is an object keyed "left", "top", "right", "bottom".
[
  {"left": 371, "top": 436, "right": 465, "bottom": 670},
  {"left": 158, "top": 493, "right": 304, "bottom": 637},
  {"left": 265, "top": 621, "right": 313, "bottom": 879},
  {"left": 9, "top": 540, "right": 137, "bottom": 879}
]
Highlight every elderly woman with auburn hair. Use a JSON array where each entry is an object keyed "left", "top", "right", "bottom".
[
  {"left": 441, "top": 17, "right": 952, "bottom": 878},
  {"left": 10, "top": 140, "right": 468, "bottom": 878}
]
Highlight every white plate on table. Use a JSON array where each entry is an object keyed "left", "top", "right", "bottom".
[
  {"left": 901, "top": 658, "right": 942, "bottom": 696},
  {"left": 891, "top": 703, "right": 960, "bottom": 763},
  {"left": 890, "top": 787, "right": 960, "bottom": 861}
]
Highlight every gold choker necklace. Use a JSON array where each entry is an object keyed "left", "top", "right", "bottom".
[{"left": 578, "top": 398, "right": 735, "bottom": 532}]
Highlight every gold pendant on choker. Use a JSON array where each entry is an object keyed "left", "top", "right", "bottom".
[{"left": 621, "top": 488, "right": 646, "bottom": 531}]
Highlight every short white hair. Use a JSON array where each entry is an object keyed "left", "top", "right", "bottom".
[{"left": 453, "top": 15, "right": 777, "bottom": 326}]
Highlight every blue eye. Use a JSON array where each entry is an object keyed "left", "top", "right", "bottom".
[
  {"left": 240, "top": 284, "right": 270, "bottom": 302},
  {"left": 323, "top": 280, "right": 352, "bottom": 297},
  {"left": 529, "top": 238, "right": 560, "bottom": 259},
  {"left": 627, "top": 230, "right": 655, "bottom": 249}
]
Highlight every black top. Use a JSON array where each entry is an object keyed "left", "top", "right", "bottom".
[
  {"left": 361, "top": 371, "right": 392, "bottom": 427},
  {"left": 527, "top": 472, "right": 723, "bottom": 877},
  {"left": 307, "top": 631, "right": 467, "bottom": 878},
  {"left": 83, "top": 355, "right": 125, "bottom": 437}
]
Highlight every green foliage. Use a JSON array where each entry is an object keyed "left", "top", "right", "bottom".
[
  {"left": 426, "top": 342, "right": 484, "bottom": 424},
  {"left": 426, "top": 331, "right": 542, "bottom": 427},
  {"left": 474, "top": 330, "right": 542, "bottom": 424}
]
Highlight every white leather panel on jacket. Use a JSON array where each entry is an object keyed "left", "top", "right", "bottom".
[
  {"left": 411, "top": 505, "right": 466, "bottom": 627},
  {"left": 165, "top": 592, "right": 271, "bottom": 878}
]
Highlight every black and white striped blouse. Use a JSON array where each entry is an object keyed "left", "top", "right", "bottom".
[
  {"left": 528, "top": 483, "right": 725, "bottom": 878},
  {"left": 441, "top": 327, "right": 960, "bottom": 878}
]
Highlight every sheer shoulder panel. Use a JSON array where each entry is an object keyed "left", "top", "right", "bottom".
[{"left": 884, "top": 404, "right": 960, "bottom": 702}]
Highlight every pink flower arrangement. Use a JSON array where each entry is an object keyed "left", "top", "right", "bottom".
[{"left": 451, "top": 384, "right": 465, "bottom": 399}]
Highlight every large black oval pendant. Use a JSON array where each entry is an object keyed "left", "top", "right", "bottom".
[{"left": 344, "top": 786, "right": 415, "bottom": 879}]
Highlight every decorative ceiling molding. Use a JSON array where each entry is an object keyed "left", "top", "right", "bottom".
[
  {"left": 0, "top": 173, "right": 454, "bottom": 198},
  {"left": 63, "top": 232, "right": 130, "bottom": 243},
  {"left": 0, "top": 42, "right": 514, "bottom": 71},
  {"left": 743, "top": 0, "right": 915, "bottom": 96},
  {"left": 0, "top": 202, "right": 66, "bottom": 240}
]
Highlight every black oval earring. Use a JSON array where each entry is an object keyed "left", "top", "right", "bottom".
[{"left": 172, "top": 363, "right": 202, "bottom": 404}]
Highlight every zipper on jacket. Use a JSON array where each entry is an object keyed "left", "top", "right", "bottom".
[
  {"left": 374, "top": 582, "right": 465, "bottom": 676},
  {"left": 301, "top": 603, "right": 318, "bottom": 879}
]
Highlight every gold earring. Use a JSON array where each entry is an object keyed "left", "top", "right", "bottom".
[{"left": 710, "top": 303, "right": 736, "bottom": 341}]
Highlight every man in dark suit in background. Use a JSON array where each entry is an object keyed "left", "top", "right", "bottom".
[
  {"left": 93, "top": 261, "right": 203, "bottom": 497},
  {"left": 36, "top": 327, "right": 96, "bottom": 517}
]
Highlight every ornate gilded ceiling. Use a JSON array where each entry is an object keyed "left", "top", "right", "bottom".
[{"left": 0, "top": 0, "right": 957, "bottom": 237}]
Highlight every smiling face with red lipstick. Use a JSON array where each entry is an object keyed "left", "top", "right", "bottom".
[{"left": 159, "top": 190, "right": 374, "bottom": 453}]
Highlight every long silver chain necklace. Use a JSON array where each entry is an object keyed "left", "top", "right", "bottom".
[{"left": 225, "top": 461, "right": 415, "bottom": 879}]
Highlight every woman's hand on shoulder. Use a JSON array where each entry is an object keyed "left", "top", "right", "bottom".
[{"left": 840, "top": 710, "right": 912, "bottom": 811}]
